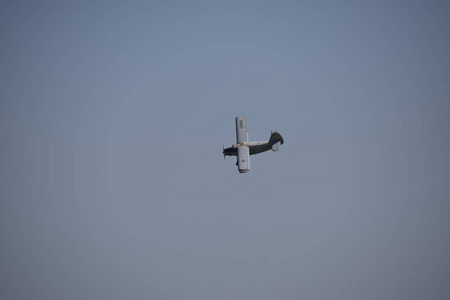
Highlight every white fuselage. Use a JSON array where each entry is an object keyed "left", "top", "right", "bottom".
[{"left": 233, "top": 141, "right": 268, "bottom": 148}]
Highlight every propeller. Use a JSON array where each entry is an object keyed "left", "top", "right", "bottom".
[{"left": 222, "top": 145, "right": 226, "bottom": 160}]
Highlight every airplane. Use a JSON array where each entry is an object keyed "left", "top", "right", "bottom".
[{"left": 223, "top": 116, "right": 284, "bottom": 173}]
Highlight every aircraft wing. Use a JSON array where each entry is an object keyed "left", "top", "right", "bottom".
[{"left": 235, "top": 116, "right": 248, "bottom": 143}]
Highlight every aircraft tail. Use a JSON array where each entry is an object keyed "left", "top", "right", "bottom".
[{"left": 269, "top": 130, "right": 284, "bottom": 151}]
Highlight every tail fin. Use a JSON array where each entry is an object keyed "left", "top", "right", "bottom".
[{"left": 269, "top": 130, "right": 284, "bottom": 151}]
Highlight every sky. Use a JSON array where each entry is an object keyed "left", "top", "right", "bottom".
[{"left": 1, "top": 0, "right": 450, "bottom": 299}]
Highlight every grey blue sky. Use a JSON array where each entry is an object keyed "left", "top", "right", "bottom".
[{"left": 1, "top": 1, "right": 450, "bottom": 299}]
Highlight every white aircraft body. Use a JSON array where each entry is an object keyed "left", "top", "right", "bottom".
[{"left": 223, "top": 116, "right": 284, "bottom": 173}]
